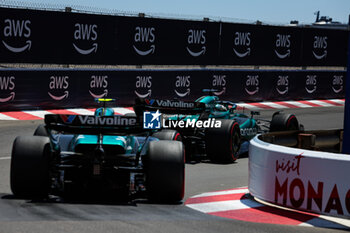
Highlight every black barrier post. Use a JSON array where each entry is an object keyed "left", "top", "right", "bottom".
[{"left": 342, "top": 30, "right": 350, "bottom": 154}]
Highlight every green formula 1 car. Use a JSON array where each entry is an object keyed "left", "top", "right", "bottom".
[
  {"left": 10, "top": 99, "right": 185, "bottom": 202},
  {"left": 133, "top": 90, "right": 302, "bottom": 163}
]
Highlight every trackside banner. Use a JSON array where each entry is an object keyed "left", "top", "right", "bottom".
[
  {"left": 0, "top": 7, "right": 347, "bottom": 66},
  {"left": 0, "top": 69, "right": 345, "bottom": 111},
  {"left": 249, "top": 136, "right": 350, "bottom": 218}
]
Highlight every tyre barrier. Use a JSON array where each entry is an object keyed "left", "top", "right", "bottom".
[{"left": 248, "top": 129, "right": 350, "bottom": 218}]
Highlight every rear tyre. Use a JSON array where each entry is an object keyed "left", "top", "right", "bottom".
[
  {"left": 34, "top": 124, "right": 48, "bottom": 137},
  {"left": 10, "top": 136, "right": 50, "bottom": 198},
  {"left": 205, "top": 119, "right": 241, "bottom": 163},
  {"left": 152, "top": 129, "right": 182, "bottom": 141},
  {"left": 146, "top": 140, "right": 185, "bottom": 203},
  {"left": 270, "top": 112, "right": 299, "bottom": 132}
]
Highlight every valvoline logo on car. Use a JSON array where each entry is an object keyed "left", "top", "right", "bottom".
[
  {"left": 60, "top": 115, "right": 76, "bottom": 124},
  {"left": 145, "top": 99, "right": 155, "bottom": 105}
]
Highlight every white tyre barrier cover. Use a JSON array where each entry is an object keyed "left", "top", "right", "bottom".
[{"left": 249, "top": 135, "right": 350, "bottom": 218}]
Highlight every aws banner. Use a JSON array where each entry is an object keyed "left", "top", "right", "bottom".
[
  {"left": 0, "top": 7, "right": 347, "bottom": 66},
  {"left": 0, "top": 69, "right": 345, "bottom": 111}
]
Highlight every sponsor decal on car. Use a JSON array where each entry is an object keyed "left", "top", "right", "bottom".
[
  {"left": 240, "top": 127, "right": 257, "bottom": 137},
  {"left": 78, "top": 115, "right": 137, "bottom": 126},
  {"left": 60, "top": 115, "right": 76, "bottom": 124},
  {"left": 146, "top": 99, "right": 195, "bottom": 108}
]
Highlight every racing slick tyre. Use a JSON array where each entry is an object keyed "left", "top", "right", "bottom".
[
  {"left": 146, "top": 140, "right": 185, "bottom": 203},
  {"left": 270, "top": 112, "right": 300, "bottom": 132},
  {"left": 10, "top": 136, "right": 51, "bottom": 198},
  {"left": 152, "top": 129, "right": 182, "bottom": 141},
  {"left": 205, "top": 119, "right": 241, "bottom": 163},
  {"left": 34, "top": 124, "right": 48, "bottom": 137}
]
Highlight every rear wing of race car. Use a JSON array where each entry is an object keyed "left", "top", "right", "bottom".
[
  {"left": 133, "top": 98, "right": 207, "bottom": 116},
  {"left": 44, "top": 114, "right": 147, "bottom": 135}
]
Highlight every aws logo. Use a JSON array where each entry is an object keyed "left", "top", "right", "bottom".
[
  {"left": 332, "top": 75, "right": 343, "bottom": 93},
  {"left": 0, "top": 76, "right": 15, "bottom": 102},
  {"left": 89, "top": 75, "right": 108, "bottom": 98},
  {"left": 187, "top": 29, "right": 206, "bottom": 57},
  {"left": 133, "top": 27, "right": 155, "bottom": 56},
  {"left": 174, "top": 76, "right": 190, "bottom": 97},
  {"left": 135, "top": 75, "right": 152, "bottom": 98},
  {"left": 233, "top": 32, "right": 251, "bottom": 58},
  {"left": 275, "top": 34, "right": 291, "bottom": 59},
  {"left": 245, "top": 75, "right": 259, "bottom": 95},
  {"left": 313, "top": 36, "right": 327, "bottom": 60},
  {"left": 305, "top": 75, "right": 317, "bottom": 94},
  {"left": 212, "top": 75, "right": 226, "bottom": 95},
  {"left": 276, "top": 75, "right": 289, "bottom": 95},
  {"left": 2, "top": 19, "right": 32, "bottom": 53},
  {"left": 48, "top": 76, "right": 69, "bottom": 101},
  {"left": 73, "top": 23, "right": 98, "bottom": 55}
]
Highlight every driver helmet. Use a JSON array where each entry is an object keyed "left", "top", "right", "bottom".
[
  {"left": 214, "top": 104, "right": 227, "bottom": 111},
  {"left": 95, "top": 107, "right": 115, "bottom": 116}
]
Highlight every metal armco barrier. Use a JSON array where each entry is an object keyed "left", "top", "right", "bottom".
[
  {"left": 0, "top": 7, "right": 347, "bottom": 66},
  {"left": 0, "top": 69, "right": 345, "bottom": 111},
  {"left": 249, "top": 132, "right": 350, "bottom": 218}
]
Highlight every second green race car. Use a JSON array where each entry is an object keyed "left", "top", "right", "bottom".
[{"left": 134, "top": 90, "right": 302, "bottom": 163}]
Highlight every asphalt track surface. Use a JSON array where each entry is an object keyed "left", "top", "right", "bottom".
[{"left": 0, "top": 106, "right": 347, "bottom": 233}]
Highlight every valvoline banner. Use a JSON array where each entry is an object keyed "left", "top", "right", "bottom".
[
  {"left": 0, "top": 7, "right": 347, "bottom": 66},
  {"left": 0, "top": 69, "right": 345, "bottom": 111}
]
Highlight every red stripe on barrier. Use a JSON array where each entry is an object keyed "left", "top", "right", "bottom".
[
  {"left": 273, "top": 102, "right": 300, "bottom": 108},
  {"left": 319, "top": 99, "right": 344, "bottom": 106},
  {"left": 1, "top": 111, "right": 42, "bottom": 120},
  {"left": 47, "top": 109, "right": 80, "bottom": 115},
  {"left": 185, "top": 193, "right": 248, "bottom": 205},
  {"left": 209, "top": 205, "right": 319, "bottom": 225},
  {"left": 247, "top": 102, "right": 274, "bottom": 109},
  {"left": 298, "top": 100, "right": 322, "bottom": 107}
]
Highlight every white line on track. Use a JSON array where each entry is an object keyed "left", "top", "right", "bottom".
[
  {"left": 0, "top": 156, "right": 10, "bottom": 160},
  {"left": 186, "top": 199, "right": 263, "bottom": 213},
  {"left": 192, "top": 188, "right": 249, "bottom": 198}
]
